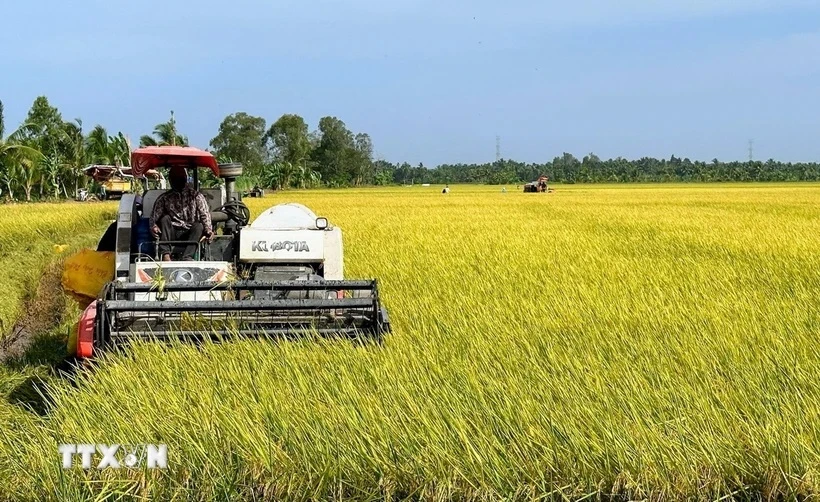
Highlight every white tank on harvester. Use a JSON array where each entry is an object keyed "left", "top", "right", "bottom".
[{"left": 73, "top": 146, "right": 390, "bottom": 358}]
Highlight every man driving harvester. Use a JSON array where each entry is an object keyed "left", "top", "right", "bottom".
[{"left": 149, "top": 166, "right": 214, "bottom": 261}]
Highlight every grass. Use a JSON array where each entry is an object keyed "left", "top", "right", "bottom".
[{"left": 0, "top": 184, "right": 819, "bottom": 500}]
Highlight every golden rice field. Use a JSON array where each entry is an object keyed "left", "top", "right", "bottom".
[{"left": 1, "top": 183, "right": 819, "bottom": 501}]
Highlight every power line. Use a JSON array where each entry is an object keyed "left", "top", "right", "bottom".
[
  {"left": 748, "top": 139, "right": 754, "bottom": 162},
  {"left": 496, "top": 135, "right": 501, "bottom": 162}
]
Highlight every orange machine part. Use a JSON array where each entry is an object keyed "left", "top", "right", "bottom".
[{"left": 77, "top": 301, "right": 98, "bottom": 358}]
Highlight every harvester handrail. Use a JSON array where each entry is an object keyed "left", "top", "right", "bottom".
[
  {"left": 103, "top": 297, "right": 375, "bottom": 312},
  {"left": 110, "top": 280, "right": 379, "bottom": 292}
]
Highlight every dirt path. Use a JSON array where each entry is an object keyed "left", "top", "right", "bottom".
[{"left": 0, "top": 261, "right": 68, "bottom": 364}]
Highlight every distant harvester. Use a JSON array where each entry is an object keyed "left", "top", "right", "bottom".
[{"left": 523, "top": 175, "right": 553, "bottom": 193}]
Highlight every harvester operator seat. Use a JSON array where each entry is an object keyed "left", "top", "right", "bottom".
[
  {"left": 132, "top": 189, "right": 161, "bottom": 257},
  {"left": 140, "top": 189, "right": 165, "bottom": 219},
  {"left": 140, "top": 189, "right": 228, "bottom": 225},
  {"left": 140, "top": 188, "right": 226, "bottom": 223},
  {"left": 135, "top": 187, "right": 236, "bottom": 261}
]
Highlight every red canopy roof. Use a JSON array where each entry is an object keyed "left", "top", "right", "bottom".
[{"left": 131, "top": 146, "right": 219, "bottom": 177}]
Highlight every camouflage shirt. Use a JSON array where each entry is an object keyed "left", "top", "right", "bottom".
[{"left": 150, "top": 187, "right": 212, "bottom": 234}]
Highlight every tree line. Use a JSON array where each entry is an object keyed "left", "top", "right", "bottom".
[
  {"left": 1, "top": 95, "right": 819, "bottom": 202},
  {"left": 0, "top": 96, "right": 376, "bottom": 201},
  {"left": 386, "top": 153, "right": 820, "bottom": 185}
]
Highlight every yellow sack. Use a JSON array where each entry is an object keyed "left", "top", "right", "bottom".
[{"left": 62, "top": 249, "right": 115, "bottom": 306}]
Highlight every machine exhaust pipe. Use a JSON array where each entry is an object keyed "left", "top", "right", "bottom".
[{"left": 218, "top": 162, "right": 243, "bottom": 201}]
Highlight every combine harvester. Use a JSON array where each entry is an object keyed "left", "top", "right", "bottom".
[
  {"left": 71, "top": 146, "right": 391, "bottom": 358},
  {"left": 523, "top": 175, "right": 553, "bottom": 193}
]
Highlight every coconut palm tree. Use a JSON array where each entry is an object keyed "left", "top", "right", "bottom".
[
  {"left": 53, "top": 119, "right": 90, "bottom": 197},
  {"left": 86, "top": 126, "right": 131, "bottom": 166},
  {"left": 85, "top": 124, "right": 110, "bottom": 164},
  {"left": 18, "top": 153, "right": 40, "bottom": 201},
  {"left": 140, "top": 111, "right": 188, "bottom": 147},
  {"left": 0, "top": 100, "right": 42, "bottom": 200},
  {"left": 108, "top": 132, "right": 131, "bottom": 167}
]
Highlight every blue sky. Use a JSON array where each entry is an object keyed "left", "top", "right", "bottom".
[{"left": 2, "top": 0, "right": 819, "bottom": 166}]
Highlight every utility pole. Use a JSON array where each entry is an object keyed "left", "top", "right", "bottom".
[
  {"left": 496, "top": 135, "right": 501, "bottom": 162},
  {"left": 748, "top": 139, "right": 753, "bottom": 162}
]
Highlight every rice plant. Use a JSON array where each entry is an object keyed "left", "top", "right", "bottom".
[{"left": 0, "top": 184, "right": 818, "bottom": 501}]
